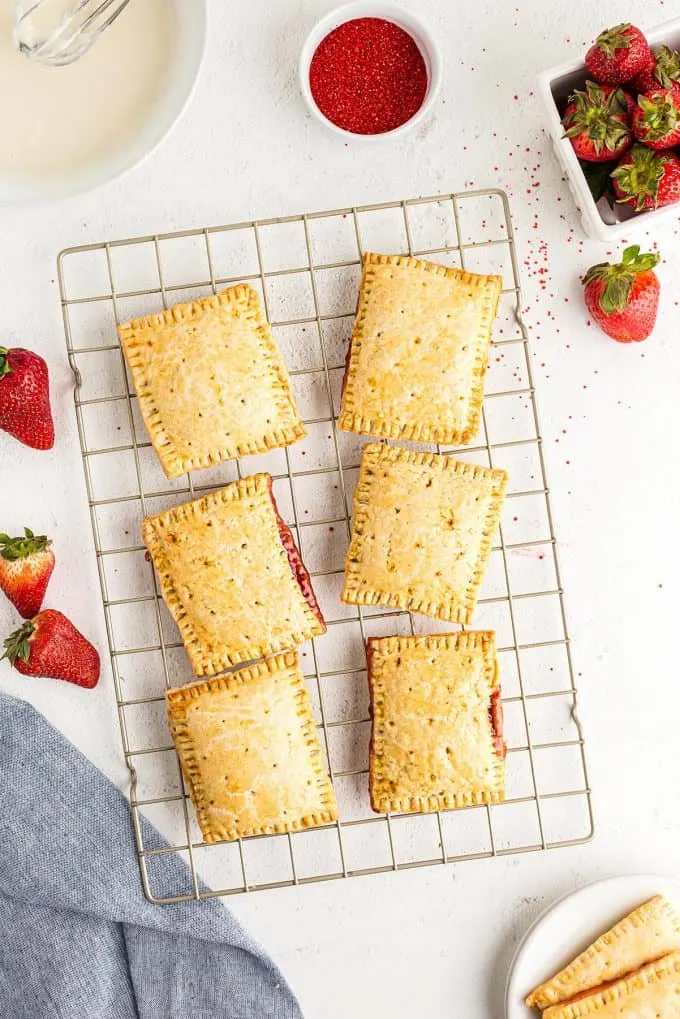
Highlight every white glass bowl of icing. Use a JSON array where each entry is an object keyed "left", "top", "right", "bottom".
[{"left": 0, "top": 0, "right": 206, "bottom": 203}]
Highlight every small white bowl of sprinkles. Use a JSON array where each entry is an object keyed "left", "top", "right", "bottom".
[{"left": 299, "top": 1, "right": 442, "bottom": 141}]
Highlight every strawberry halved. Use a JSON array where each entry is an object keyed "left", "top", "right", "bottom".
[{"left": 0, "top": 527, "right": 55, "bottom": 619}]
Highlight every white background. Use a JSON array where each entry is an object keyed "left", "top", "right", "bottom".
[{"left": 2, "top": 1, "right": 680, "bottom": 1016}]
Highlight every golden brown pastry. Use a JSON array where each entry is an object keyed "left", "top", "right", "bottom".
[
  {"left": 119, "top": 285, "right": 304, "bottom": 479},
  {"left": 526, "top": 895, "right": 680, "bottom": 1010},
  {"left": 338, "top": 252, "right": 502, "bottom": 445},
  {"left": 542, "top": 950, "right": 680, "bottom": 1018},
  {"left": 341, "top": 442, "right": 507, "bottom": 624},
  {"left": 166, "top": 651, "right": 338, "bottom": 843},
  {"left": 368, "top": 631, "right": 506, "bottom": 814},
  {"left": 142, "top": 473, "right": 325, "bottom": 675}
]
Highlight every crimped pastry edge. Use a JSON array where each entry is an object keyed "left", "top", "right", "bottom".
[
  {"left": 542, "top": 950, "right": 680, "bottom": 1018},
  {"left": 119, "top": 284, "right": 304, "bottom": 479},
  {"left": 367, "top": 629, "right": 506, "bottom": 814},
  {"left": 526, "top": 895, "right": 680, "bottom": 1009},
  {"left": 166, "top": 651, "right": 338, "bottom": 843},
  {"left": 142, "top": 473, "right": 325, "bottom": 676},
  {"left": 339, "top": 252, "right": 502, "bottom": 445},
  {"left": 340, "top": 442, "right": 508, "bottom": 624}
]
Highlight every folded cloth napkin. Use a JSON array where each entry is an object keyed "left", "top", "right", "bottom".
[{"left": 0, "top": 691, "right": 303, "bottom": 1019}]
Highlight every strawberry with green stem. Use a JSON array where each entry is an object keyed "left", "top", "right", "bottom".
[
  {"left": 633, "top": 46, "right": 680, "bottom": 96},
  {"left": 562, "top": 81, "right": 634, "bottom": 162},
  {"left": 2, "top": 610, "right": 100, "bottom": 689},
  {"left": 0, "top": 527, "right": 55, "bottom": 618},
  {"left": 586, "top": 24, "right": 653, "bottom": 86},
  {"left": 612, "top": 143, "right": 680, "bottom": 210},
  {"left": 0, "top": 346, "right": 54, "bottom": 450},
  {"left": 632, "top": 88, "right": 680, "bottom": 149},
  {"left": 583, "top": 245, "right": 661, "bottom": 343}
]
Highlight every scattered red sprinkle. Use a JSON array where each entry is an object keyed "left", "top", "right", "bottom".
[{"left": 309, "top": 18, "right": 427, "bottom": 135}]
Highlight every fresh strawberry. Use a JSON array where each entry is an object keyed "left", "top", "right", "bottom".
[
  {"left": 612, "top": 143, "right": 680, "bottom": 210},
  {"left": 0, "top": 346, "right": 54, "bottom": 450},
  {"left": 583, "top": 245, "right": 660, "bottom": 343},
  {"left": 2, "top": 609, "right": 100, "bottom": 689},
  {"left": 562, "top": 81, "right": 634, "bottom": 162},
  {"left": 632, "top": 88, "right": 680, "bottom": 148},
  {"left": 0, "top": 528, "right": 55, "bottom": 619},
  {"left": 585, "top": 24, "right": 652, "bottom": 85},
  {"left": 633, "top": 45, "right": 680, "bottom": 95}
]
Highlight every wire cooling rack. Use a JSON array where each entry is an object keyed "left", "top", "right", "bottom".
[{"left": 58, "top": 189, "right": 593, "bottom": 903}]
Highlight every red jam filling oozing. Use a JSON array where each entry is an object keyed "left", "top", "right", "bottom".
[
  {"left": 309, "top": 18, "right": 428, "bottom": 135},
  {"left": 268, "top": 481, "right": 325, "bottom": 625},
  {"left": 340, "top": 331, "right": 354, "bottom": 399},
  {"left": 489, "top": 688, "right": 507, "bottom": 760}
]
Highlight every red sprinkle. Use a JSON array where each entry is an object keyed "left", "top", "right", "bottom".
[{"left": 309, "top": 18, "right": 427, "bottom": 135}]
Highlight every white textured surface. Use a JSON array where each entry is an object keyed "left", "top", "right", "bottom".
[{"left": 1, "top": 1, "right": 680, "bottom": 1016}]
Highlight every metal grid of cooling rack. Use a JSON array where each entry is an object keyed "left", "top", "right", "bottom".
[{"left": 58, "top": 189, "right": 593, "bottom": 904}]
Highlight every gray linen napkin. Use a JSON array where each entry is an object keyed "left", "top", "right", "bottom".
[{"left": 0, "top": 691, "right": 303, "bottom": 1019}]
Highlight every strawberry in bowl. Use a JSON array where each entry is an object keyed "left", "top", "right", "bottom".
[
  {"left": 612, "top": 143, "right": 680, "bottom": 211},
  {"left": 585, "top": 24, "right": 653, "bottom": 85},
  {"left": 562, "top": 81, "right": 634, "bottom": 162},
  {"left": 633, "top": 45, "right": 680, "bottom": 96},
  {"left": 632, "top": 87, "right": 680, "bottom": 149}
]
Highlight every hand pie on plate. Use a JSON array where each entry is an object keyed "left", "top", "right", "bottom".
[
  {"left": 526, "top": 895, "right": 680, "bottom": 1010},
  {"left": 543, "top": 951, "right": 680, "bottom": 1018}
]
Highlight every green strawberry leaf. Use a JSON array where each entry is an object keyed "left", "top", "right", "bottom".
[
  {"left": 600, "top": 275, "right": 634, "bottom": 315},
  {"left": 1, "top": 621, "right": 34, "bottom": 665},
  {"left": 581, "top": 160, "right": 618, "bottom": 203},
  {"left": 610, "top": 87, "right": 629, "bottom": 116},
  {"left": 637, "top": 92, "right": 680, "bottom": 141},
  {"left": 0, "top": 348, "right": 9, "bottom": 381},
  {"left": 596, "top": 23, "right": 633, "bottom": 57},
  {"left": 624, "top": 247, "right": 660, "bottom": 271},
  {"left": 654, "top": 46, "right": 680, "bottom": 87},
  {"left": 612, "top": 145, "right": 665, "bottom": 210},
  {"left": 0, "top": 529, "right": 51, "bottom": 561},
  {"left": 583, "top": 244, "right": 661, "bottom": 316}
]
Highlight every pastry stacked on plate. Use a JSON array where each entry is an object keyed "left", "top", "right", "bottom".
[
  {"left": 526, "top": 895, "right": 680, "bottom": 1017},
  {"left": 120, "top": 253, "right": 507, "bottom": 845}
]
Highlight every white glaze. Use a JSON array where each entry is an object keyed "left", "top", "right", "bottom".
[{"left": 0, "top": 0, "right": 175, "bottom": 177}]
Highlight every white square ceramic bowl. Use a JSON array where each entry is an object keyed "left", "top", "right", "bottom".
[{"left": 538, "top": 17, "right": 680, "bottom": 241}]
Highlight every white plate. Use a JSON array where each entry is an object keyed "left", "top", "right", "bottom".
[{"left": 506, "top": 873, "right": 680, "bottom": 1017}]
